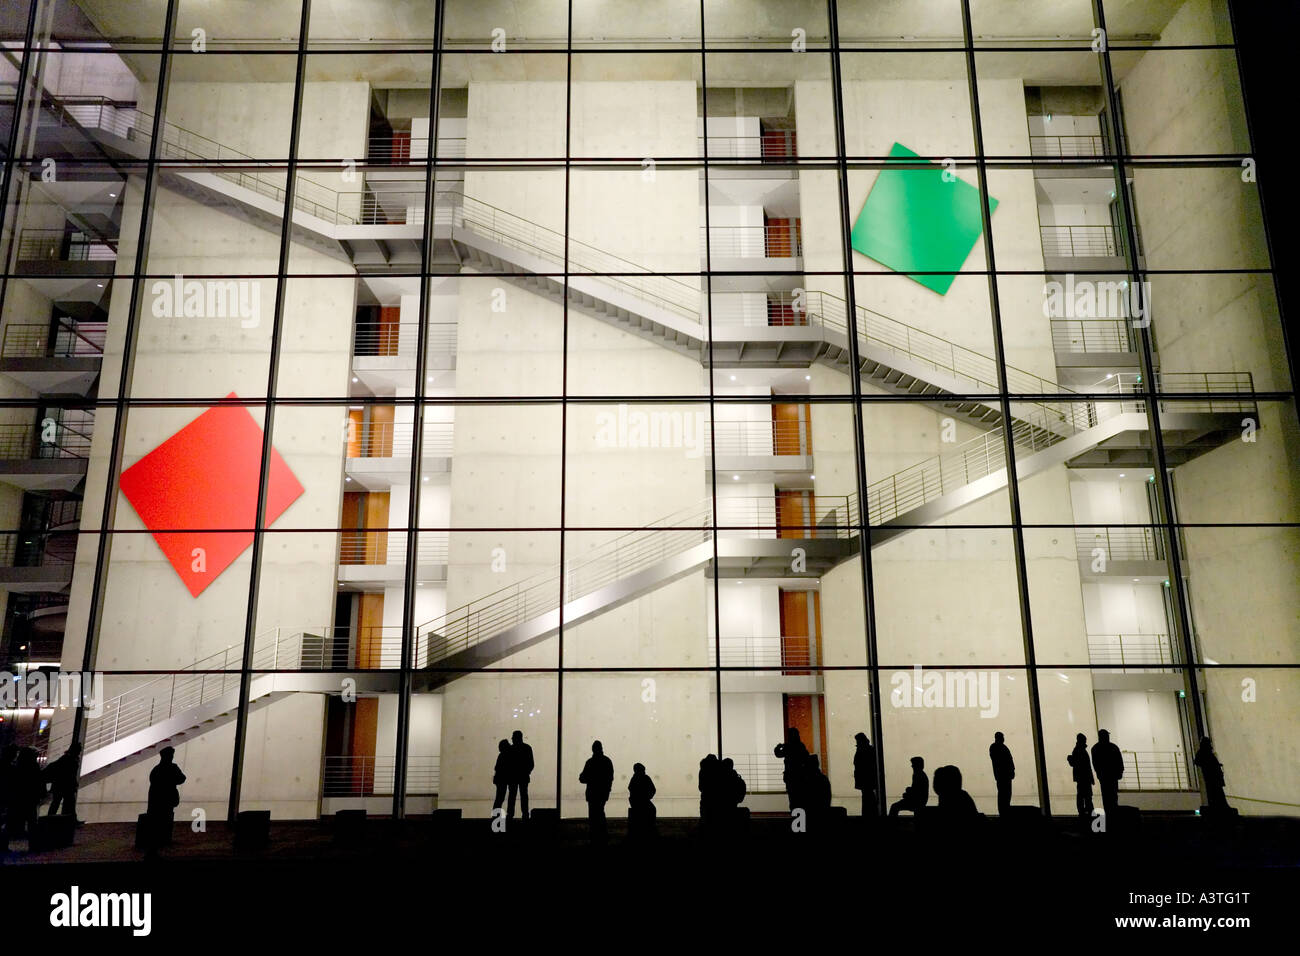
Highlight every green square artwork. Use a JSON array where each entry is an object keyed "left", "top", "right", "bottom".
[{"left": 850, "top": 142, "right": 998, "bottom": 295}]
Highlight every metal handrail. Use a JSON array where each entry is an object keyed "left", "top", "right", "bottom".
[
  {"left": 346, "top": 420, "right": 454, "bottom": 458},
  {"left": 1041, "top": 224, "right": 1119, "bottom": 257},
  {"left": 1086, "top": 633, "right": 1175, "bottom": 669},
  {"left": 1075, "top": 526, "right": 1165, "bottom": 563},
  {"left": 353, "top": 323, "right": 457, "bottom": 358},
  {"left": 1, "top": 319, "right": 107, "bottom": 358},
  {"left": 322, "top": 754, "right": 440, "bottom": 796},
  {"left": 1118, "top": 749, "right": 1191, "bottom": 790},
  {"left": 439, "top": 189, "right": 702, "bottom": 321},
  {"left": 1029, "top": 134, "right": 1105, "bottom": 157},
  {"left": 16, "top": 228, "right": 116, "bottom": 262},
  {"left": 700, "top": 222, "right": 802, "bottom": 258},
  {"left": 709, "top": 419, "right": 808, "bottom": 456},
  {"left": 338, "top": 530, "right": 450, "bottom": 565},
  {"left": 1051, "top": 318, "right": 1133, "bottom": 353}
]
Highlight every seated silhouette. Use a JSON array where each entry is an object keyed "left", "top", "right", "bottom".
[
  {"left": 888, "top": 756, "right": 929, "bottom": 817},
  {"left": 931, "top": 765, "right": 981, "bottom": 828},
  {"left": 628, "top": 763, "right": 657, "bottom": 837}
]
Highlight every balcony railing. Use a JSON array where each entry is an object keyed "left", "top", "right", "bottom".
[
  {"left": 1, "top": 319, "right": 107, "bottom": 358},
  {"left": 352, "top": 322, "right": 458, "bottom": 359},
  {"left": 701, "top": 221, "right": 802, "bottom": 258},
  {"left": 709, "top": 419, "right": 809, "bottom": 457},
  {"left": 1050, "top": 318, "right": 1134, "bottom": 353},
  {"left": 706, "top": 637, "right": 817, "bottom": 671},
  {"left": 1087, "top": 633, "right": 1176, "bottom": 670},
  {"left": 1076, "top": 526, "right": 1165, "bottom": 564},
  {"left": 699, "top": 131, "right": 798, "bottom": 159},
  {"left": 16, "top": 228, "right": 115, "bottom": 262},
  {"left": 338, "top": 530, "right": 450, "bottom": 567},
  {"left": 346, "top": 421, "right": 454, "bottom": 458},
  {"left": 322, "top": 755, "right": 440, "bottom": 796},
  {"left": 0, "top": 415, "right": 94, "bottom": 460},
  {"left": 1041, "top": 224, "right": 1119, "bottom": 258},
  {"left": 1119, "top": 750, "right": 1191, "bottom": 791},
  {"left": 1029, "top": 134, "right": 1105, "bottom": 158},
  {"left": 365, "top": 135, "right": 467, "bottom": 162}
]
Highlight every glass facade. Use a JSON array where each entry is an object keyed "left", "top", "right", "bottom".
[{"left": 0, "top": 0, "right": 1295, "bottom": 827}]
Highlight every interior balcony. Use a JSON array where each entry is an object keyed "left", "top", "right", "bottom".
[
  {"left": 707, "top": 634, "right": 823, "bottom": 695},
  {"left": 343, "top": 420, "right": 453, "bottom": 492},
  {"left": 707, "top": 417, "right": 813, "bottom": 481},
  {"left": 0, "top": 416, "right": 91, "bottom": 491},
  {"left": 350, "top": 320, "right": 457, "bottom": 395},
  {"left": 336, "top": 529, "right": 450, "bottom": 588},
  {"left": 1087, "top": 631, "right": 1185, "bottom": 692},
  {"left": 0, "top": 529, "right": 75, "bottom": 592},
  {"left": 0, "top": 317, "right": 104, "bottom": 397}
]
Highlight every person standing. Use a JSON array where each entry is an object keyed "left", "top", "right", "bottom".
[
  {"left": 579, "top": 740, "right": 614, "bottom": 841},
  {"left": 853, "top": 733, "right": 878, "bottom": 817},
  {"left": 773, "top": 728, "right": 809, "bottom": 812},
  {"left": 507, "top": 729, "right": 533, "bottom": 822},
  {"left": 1067, "top": 733, "right": 1095, "bottom": 820},
  {"left": 491, "top": 739, "right": 510, "bottom": 818},
  {"left": 44, "top": 743, "right": 81, "bottom": 819},
  {"left": 1194, "top": 737, "right": 1231, "bottom": 813},
  {"left": 988, "top": 731, "right": 1015, "bottom": 816},
  {"left": 146, "top": 747, "right": 186, "bottom": 850},
  {"left": 1091, "top": 729, "right": 1124, "bottom": 820}
]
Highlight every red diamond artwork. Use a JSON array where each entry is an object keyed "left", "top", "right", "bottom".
[{"left": 118, "top": 393, "right": 304, "bottom": 597}]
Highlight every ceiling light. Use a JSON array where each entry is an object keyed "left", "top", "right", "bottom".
[
  {"left": 729, "top": 375, "right": 736, "bottom": 381},
  {"left": 732, "top": 474, "right": 739, "bottom": 480},
  {"left": 805, "top": 375, "right": 811, "bottom": 381},
  {"left": 352, "top": 377, "right": 358, "bottom": 383}
]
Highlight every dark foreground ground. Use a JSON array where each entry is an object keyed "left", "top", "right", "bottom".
[{"left": 2, "top": 811, "right": 1297, "bottom": 941}]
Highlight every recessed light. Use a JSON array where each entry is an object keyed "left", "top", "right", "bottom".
[
  {"left": 729, "top": 375, "right": 736, "bottom": 381},
  {"left": 810, "top": 475, "right": 815, "bottom": 480},
  {"left": 1133, "top": 578, "right": 1139, "bottom": 582},
  {"left": 1119, "top": 473, "right": 1126, "bottom": 478},
  {"left": 352, "top": 377, "right": 358, "bottom": 383},
  {"left": 96, "top": 283, "right": 103, "bottom": 288},
  {"left": 109, "top": 192, "right": 116, "bottom": 197},
  {"left": 422, "top": 476, "right": 429, "bottom": 482},
  {"left": 345, "top": 476, "right": 352, "bottom": 482},
  {"left": 805, "top": 375, "right": 811, "bottom": 381},
  {"left": 732, "top": 475, "right": 739, "bottom": 480}
]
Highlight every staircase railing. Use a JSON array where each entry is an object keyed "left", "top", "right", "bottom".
[{"left": 440, "top": 190, "right": 702, "bottom": 321}]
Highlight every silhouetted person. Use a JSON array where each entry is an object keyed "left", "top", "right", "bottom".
[
  {"left": 579, "top": 740, "right": 614, "bottom": 841},
  {"left": 1091, "top": 729, "right": 1124, "bottom": 820},
  {"left": 0, "top": 744, "right": 16, "bottom": 835},
  {"left": 853, "top": 733, "right": 878, "bottom": 817},
  {"left": 932, "top": 765, "right": 980, "bottom": 824},
  {"left": 491, "top": 739, "right": 510, "bottom": 817},
  {"left": 774, "top": 728, "right": 809, "bottom": 811},
  {"left": 1194, "top": 737, "right": 1231, "bottom": 813},
  {"left": 628, "top": 762, "right": 657, "bottom": 837},
  {"left": 2, "top": 748, "right": 42, "bottom": 850},
  {"left": 44, "top": 743, "right": 81, "bottom": 818},
  {"left": 719, "top": 757, "right": 747, "bottom": 822},
  {"left": 888, "top": 756, "right": 928, "bottom": 817},
  {"left": 508, "top": 730, "right": 533, "bottom": 822},
  {"left": 698, "top": 754, "right": 721, "bottom": 826},
  {"left": 806, "top": 754, "right": 832, "bottom": 827},
  {"left": 989, "top": 731, "right": 1015, "bottom": 816},
  {"left": 1068, "top": 733, "right": 1094, "bottom": 819},
  {"left": 146, "top": 747, "right": 186, "bottom": 849}
]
